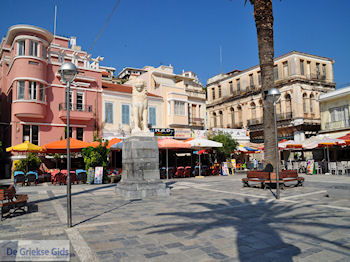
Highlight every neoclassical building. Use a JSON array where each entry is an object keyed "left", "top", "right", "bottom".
[
  {"left": 319, "top": 85, "right": 350, "bottom": 138},
  {"left": 206, "top": 51, "right": 336, "bottom": 142},
  {"left": 111, "top": 65, "right": 206, "bottom": 139}
]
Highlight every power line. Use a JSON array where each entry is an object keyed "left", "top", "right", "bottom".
[{"left": 89, "top": 0, "right": 122, "bottom": 52}]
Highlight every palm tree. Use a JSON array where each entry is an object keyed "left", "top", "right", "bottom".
[{"left": 247, "top": 0, "right": 278, "bottom": 169}]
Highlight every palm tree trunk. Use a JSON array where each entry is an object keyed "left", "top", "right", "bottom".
[{"left": 253, "top": 0, "right": 278, "bottom": 170}]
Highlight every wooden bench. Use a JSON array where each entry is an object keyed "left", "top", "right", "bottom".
[
  {"left": 242, "top": 171, "right": 271, "bottom": 188},
  {"left": 243, "top": 171, "right": 305, "bottom": 189},
  {"left": 280, "top": 170, "right": 304, "bottom": 187},
  {"left": 0, "top": 185, "right": 28, "bottom": 220}
]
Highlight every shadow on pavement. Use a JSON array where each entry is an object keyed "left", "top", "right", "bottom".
[
  {"left": 30, "top": 184, "right": 116, "bottom": 204},
  {"left": 143, "top": 198, "right": 350, "bottom": 261}
]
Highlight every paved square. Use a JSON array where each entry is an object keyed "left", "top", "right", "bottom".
[{"left": 1, "top": 174, "right": 350, "bottom": 261}]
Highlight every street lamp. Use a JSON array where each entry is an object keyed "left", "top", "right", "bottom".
[
  {"left": 59, "top": 62, "right": 78, "bottom": 227},
  {"left": 266, "top": 88, "right": 281, "bottom": 199}
]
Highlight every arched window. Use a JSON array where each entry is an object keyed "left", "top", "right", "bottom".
[
  {"left": 230, "top": 107, "right": 235, "bottom": 126},
  {"left": 237, "top": 105, "right": 242, "bottom": 125},
  {"left": 285, "top": 94, "right": 292, "bottom": 113},
  {"left": 212, "top": 112, "right": 217, "bottom": 127},
  {"left": 251, "top": 102, "right": 256, "bottom": 119},
  {"left": 219, "top": 111, "right": 223, "bottom": 127},
  {"left": 303, "top": 93, "right": 308, "bottom": 114},
  {"left": 276, "top": 101, "right": 282, "bottom": 114},
  {"left": 310, "top": 94, "right": 315, "bottom": 113}
]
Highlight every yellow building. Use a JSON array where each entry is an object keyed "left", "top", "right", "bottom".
[
  {"left": 101, "top": 81, "right": 163, "bottom": 139},
  {"left": 119, "top": 65, "right": 206, "bottom": 139},
  {"left": 206, "top": 51, "right": 336, "bottom": 142},
  {"left": 102, "top": 65, "right": 206, "bottom": 139},
  {"left": 319, "top": 85, "right": 350, "bottom": 138}
]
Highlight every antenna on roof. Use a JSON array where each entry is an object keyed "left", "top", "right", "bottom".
[{"left": 53, "top": 5, "right": 57, "bottom": 37}]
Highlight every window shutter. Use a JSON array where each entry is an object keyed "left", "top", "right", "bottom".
[{"left": 122, "top": 105, "right": 129, "bottom": 124}]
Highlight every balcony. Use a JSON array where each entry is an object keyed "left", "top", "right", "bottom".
[
  {"left": 189, "top": 117, "right": 204, "bottom": 127},
  {"left": 13, "top": 101, "right": 46, "bottom": 119},
  {"left": 232, "top": 122, "right": 243, "bottom": 129},
  {"left": 277, "top": 112, "right": 293, "bottom": 121},
  {"left": 303, "top": 113, "right": 319, "bottom": 120},
  {"left": 59, "top": 103, "right": 94, "bottom": 121},
  {"left": 247, "top": 85, "right": 257, "bottom": 92},
  {"left": 248, "top": 118, "right": 263, "bottom": 126},
  {"left": 308, "top": 73, "right": 327, "bottom": 81},
  {"left": 325, "top": 120, "right": 350, "bottom": 131}
]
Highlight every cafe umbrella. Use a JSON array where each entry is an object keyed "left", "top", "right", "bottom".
[
  {"left": 187, "top": 138, "right": 223, "bottom": 176},
  {"left": 158, "top": 138, "right": 191, "bottom": 179},
  {"left": 6, "top": 141, "right": 44, "bottom": 172}
]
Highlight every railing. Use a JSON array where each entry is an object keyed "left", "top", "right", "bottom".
[
  {"left": 303, "top": 113, "right": 319, "bottom": 120},
  {"left": 232, "top": 122, "right": 243, "bottom": 128},
  {"left": 59, "top": 103, "right": 93, "bottom": 112},
  {"left": 277, "top": 112, "right": 293, "bottom": 121},
  {"left": 189, "top": 117, "right": 205, "bottom": 126},
  {"left": 248, "top": 118, "right": 263, "bottom": 126},
  {"left": 247, "top": 85, "right": 256, "bottom": 91},
  {"left": 247, "top": 113, "right": 293, "bottom": 126},
  {"left": 325, "top": 120, "right": 350, "bottom": 130},
  {"left": 308, "top": 73, "right": 327, "bottom": 81},
  {"left": 232, "top": 90, "right": 241, "bottom": 96}
]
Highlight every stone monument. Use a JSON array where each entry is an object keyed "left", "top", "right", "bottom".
[{"left": 115, "top": 79, "right": 169, "bottom": 200}]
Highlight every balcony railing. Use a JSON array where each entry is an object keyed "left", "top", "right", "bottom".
[
  {"left": 232, "top": 122, "right": 243, "bottom": 128},
  {"left": 247, "top": 85, "right": 256, "bottom": 91},
  {"left": 248, "top": 118, "right": 263, "bottom": 126},
  {"left": 308, "top": 73, "right": 327, "bottom": 81},
  {"left": 325, "top": 120, "right": 350, "bottom": 130},
  {"left": 189, "top": 117, "right": 204, "bottom": 126},
  {"left": 277, "top": 112, "right": 293, "bottom": 121},
  {"left": 59, "top": 103, "right": 93, "bottom": 112}
]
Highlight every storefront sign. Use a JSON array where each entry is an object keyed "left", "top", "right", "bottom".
[
  {"left": 212, "top": 128, "right": 249, "bottom": 140},
  {"left": 174, "top": 129, "right": 192, "bottom": 139},
  {"left": 150, "top": 128, "right": 175, "bottom": 136},
  {"left": 222, "top": 162, "right": 230, "bottom": 176},
  {"left": 192, "top": 130, "right": 207, "bottom": 139},
  {"left": 94, "top": 166, "right": 103, "bottom": 184}
]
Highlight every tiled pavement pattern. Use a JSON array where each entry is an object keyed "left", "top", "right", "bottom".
[{"left": 1, "top": 174, "right": 350, "bottom": 261}]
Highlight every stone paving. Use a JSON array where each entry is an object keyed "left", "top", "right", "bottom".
[{"left": 1, "top": 174, "right": 350, "bottom": 261}]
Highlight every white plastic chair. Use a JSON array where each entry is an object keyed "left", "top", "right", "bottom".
[
  {"left": 314, "top": 162, "right": 322, "bottom": 175},
  {"left": 337, "top": 162, "right": 345, "bottom": 175},
  {"left": 328, "top": 162, "right": 337, "bottom": 175}
]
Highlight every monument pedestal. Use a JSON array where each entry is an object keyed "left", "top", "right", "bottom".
[{"left": 116, "top": 136, "right": 169, "bottom": 200}]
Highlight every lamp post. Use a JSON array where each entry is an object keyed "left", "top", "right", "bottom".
[
  {"left": 266, "top": 88, "right": 281, "bottom": 199},
  {"left": 59, "top": 62, "right": 78, "bottom": 227}
]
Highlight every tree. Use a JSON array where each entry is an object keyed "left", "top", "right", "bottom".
[
  {"left": 13, "top": 153, "right": 41, "bottom": 172},
  {"left": 81, "top": 140, "right": 110, "bottom": 171},
  {"left": 208, "top": 132, "right": 238, "bottom": 162},
  {"left": 247, "top": 0, "right": 278, "bottom": 169}
]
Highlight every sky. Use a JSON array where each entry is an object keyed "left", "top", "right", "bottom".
[{"left": 1, "top": 0, "right": 349, "bottom": 87}]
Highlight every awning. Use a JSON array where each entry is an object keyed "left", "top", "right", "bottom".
[
  {"left": 6, "top": 141, "right": 43, "bottom": 153},
  {"left": 158, "top": 138, "right": 191, "bottom": 149},
  {"left": 188, "top": 138, "right": 223, "bottom": 148},
  {"left": 42, "top": 138, "right": 91, "bottom": 153}
]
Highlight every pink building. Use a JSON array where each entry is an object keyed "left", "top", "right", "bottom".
[{"left": 0, "top": 25, "right": 106, "bottom": 160}]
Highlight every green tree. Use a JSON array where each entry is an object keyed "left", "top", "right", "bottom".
[
  {"left": 209, "top": 132, "right": 238, "bottom": 162},
  {"left": 14, "top": 153, "right": 41, "bottom": 172},
  {"left": 81, "top": 140, "right": 110, "bottom": 171},
  {"left": 246, "top": 0, "right": 277, "bottom": 169}
]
